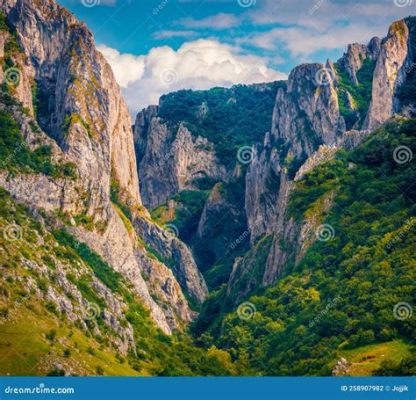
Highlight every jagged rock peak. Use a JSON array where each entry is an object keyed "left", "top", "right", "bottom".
[
  {"left": 364, "top": 19, "right": 412, "bottom": 130},
  {"left": 338, "top": 38, "right": 381, "bottom": 85},
  {"left": 272, "top": 62, "right": 345, "bottom": 159}
]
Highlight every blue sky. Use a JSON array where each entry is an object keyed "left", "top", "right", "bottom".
[{"left": 58, "top": 0, "right": 414, "bottom": 113}]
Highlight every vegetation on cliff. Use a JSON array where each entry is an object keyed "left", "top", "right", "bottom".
[{"left": 194, "top": 119, "right": 416, "bottom": 376}]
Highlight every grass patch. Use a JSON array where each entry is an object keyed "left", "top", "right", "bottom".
[{"left": 337, "top": 340, "right": 414, "bottom": 376}]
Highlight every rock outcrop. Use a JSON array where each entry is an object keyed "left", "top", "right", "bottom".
[
  {"left": 364, "top": 20, "right": 410, "bottom": 130},
  {"left": 5, "top": 0, "right": 140, "bottom": 210},
  {"left": 332, "top": 358, "right": 351, "bottom": 376},
  {"left": 244, "top": 134, "right": 281, "bottom": 241},
  {"left": 246, "top": 62, "right": 345, "bottom": 245},
  {"left": 294, "top": 144, "right": 339, "bottom": 182},
  {"left": 338, "top": 38, "right": 381, "bottom": 86},
  {"left": 133, "top": 215, "right": 208, "bottom": 304},
  {"left": 134, "top": 108, "right": 227, "bottom": 209}
]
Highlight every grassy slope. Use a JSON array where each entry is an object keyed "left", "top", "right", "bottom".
[
  {"left": 0, "top": 188, "right": 138, "bottom": 376},
  {"left": 337, "top": 340, "right": 412, "bottom": 376},
  {"left": 0, "top": 304, "right": 139, "bottom": 376},
  {"left": 0, "top": 186, "right": 239, "bottom": 376}
]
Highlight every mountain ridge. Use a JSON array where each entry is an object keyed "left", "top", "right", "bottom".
[{"left": 0, "top": 0, "right": 414, "bottom": 376}]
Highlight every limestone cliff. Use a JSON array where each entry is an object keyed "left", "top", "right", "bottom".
[
  {"left": 246, "top": 63, "right": 345, "bottom": 245},
  {"left": 0, "top": 0, "right": 207, "bottom": 334},
  {"left": 134, "top": 108, "right": 227, "bottom": 210},
  {"left": 233, "top": 18, "right": 416, "bottom": 297},
  {"left": 364, "top": 20, "right": 410, "bottom": 130},
  {"left": 338, "top": 38, "right": 380, "bottom": 86}
]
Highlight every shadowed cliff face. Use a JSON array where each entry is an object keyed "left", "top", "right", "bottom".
[
  {"left": 134, "top": 113, "right": 227, "bottom": 210},
  {"left": 134, "top": 17, "right": 416, "bottom": 303},
  {"left": 0, "top": 0, "right": 207, "bottom": 335}
]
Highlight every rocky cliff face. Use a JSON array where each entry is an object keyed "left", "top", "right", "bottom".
[
  {"left": 5, "top": 0, "right": 140, "bottom": 210},
  {"left": 243, "top": 62, "right": 346, "bottom": 288},
  {"left": 364, "top": 20, "right": 410, "bottom": 130},
  {"left": 134, "top": 108, "right": 227, "bottom": 210},
  {"left": 133, "top": 215, "right": 208, "bottom": 303},
  {"left": 0, "top": 0, "right": 207, "bottom": 334},
  {"left": 133, "top": 84, "right": 280, "bottom": 292},
  {"left": 246, "top": 63, "right": 345, "bottom": 245},
  {"left": 338, "top": 38, "right": 381, "bottom": 86}
]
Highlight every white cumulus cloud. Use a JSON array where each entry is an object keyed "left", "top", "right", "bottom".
[
  {"left": 99, "top": 45, "right": 145, "bottom": 87},
  {"left": 98, "top": 39, "right": 286, "bottom": 115}
]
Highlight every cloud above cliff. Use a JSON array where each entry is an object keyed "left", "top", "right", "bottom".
[
  {"left": 98, "top": 39, "right": 286, "bottom": 114},
  {"left": 62, "top": 0, "right": 412, "bottom": 102}
]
